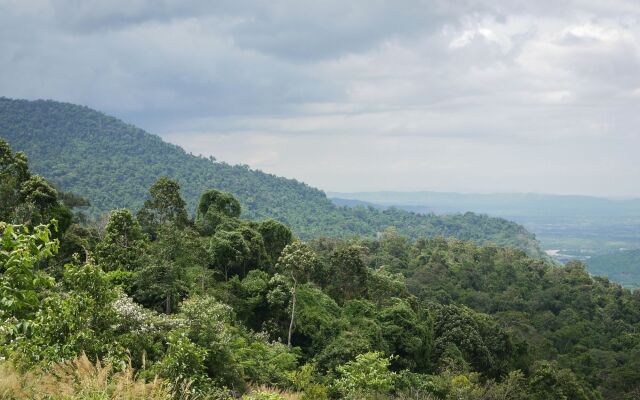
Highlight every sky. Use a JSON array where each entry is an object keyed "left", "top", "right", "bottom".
[{"left": 1, "top": 0, "right": 640, "bottom": 197}]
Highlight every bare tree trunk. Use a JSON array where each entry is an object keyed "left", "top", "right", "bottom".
[
  {"left": 165, "top": 292, "right": 171, "bottom": 314},
  {"left": 287, "top": 278, "right": 297, "bottom": 348}
]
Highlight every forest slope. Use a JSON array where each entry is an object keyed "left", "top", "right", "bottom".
[
  {"left": 0, "top": 97, "right": 541, "bottom": 254},
  {"left": 588, "top": 249, "right": 640, "bottom": 289}
]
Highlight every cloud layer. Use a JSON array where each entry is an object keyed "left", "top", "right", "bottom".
[{"left": 2, "top": 0, "right": 639, "bottom": 196}]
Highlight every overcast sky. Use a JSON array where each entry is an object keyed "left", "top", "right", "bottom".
[{"left": 1, "top": 0, "right": 640, "bottom": 196}]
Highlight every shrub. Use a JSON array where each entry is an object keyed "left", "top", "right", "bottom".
[{"left": 334, "top": 352, "right": 396, "bottom": 399}]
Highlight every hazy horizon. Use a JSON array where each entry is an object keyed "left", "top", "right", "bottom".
[
  {"left": 2, "top": 1, "right": 640, "bottom": 196},
  {"left": 328, "top": 190, "right": 640, "bottom": 201}
]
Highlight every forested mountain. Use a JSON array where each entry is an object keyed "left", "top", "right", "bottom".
[{"left": 0, "top": 97, "right": 541, "bottom": 255}]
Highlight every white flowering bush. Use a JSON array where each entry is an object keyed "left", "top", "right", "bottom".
[{"left": 112, "top": 290, "right": 184, "bottom": 333}]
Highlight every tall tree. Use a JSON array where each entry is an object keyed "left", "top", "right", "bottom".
[
  {"left": 328, "top": 245, "right": 368, "bottom": 302},
  {"left": 134, "top": 224, "right": 199, "bottom": 313},
  {"left": 195, "top": 189, "right": 242, "bottom": 236},
  {"left": 0, "top": 139, "right": 30, "bottom": 222},
  {"left": 196, "top": 189, "right": 241, "bottom": 219},
  {"left": 208, "top": 230, "right": 249, "bottom": 281},
  {"left": 276, "top": 241, "right": 317, "bottom": 347},
  {"left": 95, "top": 209, "right": 147, "bottom": 281},
  {"left": 258, "top": 219, "right": 293, "bottom": 267},
  {"left": 137, "top": 177, "right": 189, "bottom": 236}
]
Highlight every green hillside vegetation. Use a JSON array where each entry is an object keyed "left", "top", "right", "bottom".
[
  {"left": 1, "top": 142, "right": 639, "bottom": 399},
  {"left": 588, "top": 249, "right": 640, "bottom": 289},
  {"left": 330, "top": 192, "right": 640, "bottom": 255},
  {"left": 0, "top": 97, "right": 541, "bottom": 255}
]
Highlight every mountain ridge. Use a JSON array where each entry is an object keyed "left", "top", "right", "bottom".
[{"left": 0, "top": 97, "right": 542, "bottom": 254}]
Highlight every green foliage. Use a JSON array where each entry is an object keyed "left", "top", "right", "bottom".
[
  {"left": 9, "top": 262, "right": 122, "bottom": 367},
  {"left": 19, "top": 175, "right": 58, "bottom": 214},
  {"left": 95, "top": 209, "right": 147, "bottom": 273},
  {"left": 0, "top": 222, "right": 57, "bottom": 323},
  {"left": 276, "top": 241, "right": 318, "bottom": 283},
  {"left": 288, "top": 363, "right": 329, "bottom": 400},
  {"left": 334, "top": 352, "right": 396, "bottom": 399},
  {"left": 529, "top": 361, "right": 599, "bottom": 400},
  {"left": 137, "top": 177, "right": 189, "bottom": 236},
  {"left": 157, "top": 330, "right": 215, "bottom": 396},
  {"left": 431, "top": 304, "right": 515, "bottom": 378},
  {"left": 209, "top": 230, "right": 251, "bottom": 281},
  {"left": 377, "top": 298, "right": 431, "bottom": 372},
  {"left": 327, "top": 245, "right": 368, "bottom": 302},
  {"left": 293, "top": 285, "right": 341, "bottom": 353},
  {"left": 276, "top": 242, "right": 319, "bottom": 347},
  {"left": 198, "top": 189, "right": 242, "bottom": 219},
  {"left": 134, "top": 225, "right": 201, "bottom": 313},
  {"left": 239, "top": 225, "right": 270, "bottom": 273},
  {"left": 0, "top": 139, "right": 30, "bottom": 222},
  {"left": 235, "top": 337, "right": 298, "bottom": 387},
  {"left": 258, "top": 219, "right": 293, "bottom": 266},
  {"left": 0, "top": 139, "right": 72, "bottom": 232},
  {"left": 195, "top": 189, "right": 242, "bottom": 236},
  {"left": 365, "top": 267, "right": 409, "bottom": 305},
  {"left": 178, "top": 295, "right": 244, "bottom": 389},
  {"left": 588, "top": 249, "right": 640, "bottom": 289},
  {"left": 16, "top": 176, "right": 72, "bottom": 232}
]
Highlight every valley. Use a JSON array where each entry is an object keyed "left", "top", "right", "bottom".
[{"left": 330, "top": 192, "right": 640, "bottom": 288}]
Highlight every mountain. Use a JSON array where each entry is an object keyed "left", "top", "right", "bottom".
[{"left": 0, "top": 97, "right": 541, "bottom": 254}]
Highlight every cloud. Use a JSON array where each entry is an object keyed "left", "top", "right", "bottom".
[{"left": 0, "top": 0, "right": 639, "bottom": 196}]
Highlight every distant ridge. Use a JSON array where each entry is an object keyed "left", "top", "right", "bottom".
[
  {"left": 0, "top": 97, "right": 542, "bottom": 254},
  {"left": 328, "top": 191, "right": 640, "bottom": 218}
]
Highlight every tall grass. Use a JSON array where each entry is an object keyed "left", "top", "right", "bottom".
[
  {"left": 0, "top": 354, "right": 174, "bottom": 400},
  {"left": 241, "top": 385, "right": 302, "bottom": 399}
]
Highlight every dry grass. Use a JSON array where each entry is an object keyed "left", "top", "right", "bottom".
[
  {"left": 243, "top": 385, "right": 302, "bottom": 400},
  {"left": 0, "top": 354, "right": 174, "bottom": 400}
]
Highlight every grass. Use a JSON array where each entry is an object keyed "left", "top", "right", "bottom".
[
  {"left": 0, "top": 354, "right": 174, "bottom": 400},
  {"left": 242, "top": 385, "right": 302, "bottom": 400}
]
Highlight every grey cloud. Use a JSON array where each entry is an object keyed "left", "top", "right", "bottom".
[{"left": 0, "top": 0, "right": 639, "bottom": 195}]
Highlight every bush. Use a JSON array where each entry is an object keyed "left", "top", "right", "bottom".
[{"left": 334, "top": 352, "right": 396, "bottom": 399}]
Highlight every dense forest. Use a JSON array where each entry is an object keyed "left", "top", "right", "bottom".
[
  {"left": 1, "top": 138, "right": 639, "bottom": 399},
  {"left": 0, "top": 97, "right": 541, "bottom": 256}
]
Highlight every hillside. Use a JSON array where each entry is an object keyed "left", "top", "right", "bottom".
[
  {"left": 329, "top": 191, "right": 640, "bottom": 283},
  {"left": 0, "top": 97, "right": 541, "bottom": 254},
  {"left": 588, "top": 249, "right": 640, "bottom": 289}
]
